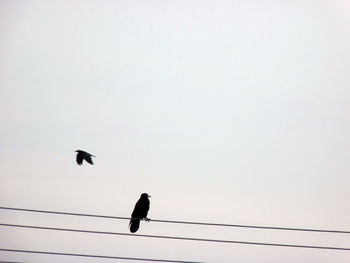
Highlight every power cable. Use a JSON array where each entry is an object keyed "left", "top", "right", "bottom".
[
  {"left": 1, "top": 223, "right": 349, "bottom": 251},
  {"left": 0, "top": 248, "right": 203, "bottom": 263},
  {"left": 0, "top": 206, "right": 348, "bottom": 234}
]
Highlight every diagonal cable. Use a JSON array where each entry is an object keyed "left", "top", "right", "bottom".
[
  {"left": 1, "top": 223, "right": 349, "bottom": 251},
  {"left": 0, "top": 248, "right": 203, "bottom": 263},
  {"left": 0, "top": 206, "right": 349, "bottom": 234}
]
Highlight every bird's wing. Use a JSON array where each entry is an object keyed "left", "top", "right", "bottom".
[
  {"left": 84, "top": 155, "right": 94, "bottom": 165},
  {"left": 132, "top": 198, "right": 149, "bottom": 219},
  {"left": 132, "top": 200, "right": 143, "bottom": 219},
  {"left": 76, "top": 153, "right": 84, "bottom": 165}
]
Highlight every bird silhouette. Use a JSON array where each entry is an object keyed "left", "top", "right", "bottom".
[
  {"left": 129, "top": 193, "right": 150, "bottom": 233},
  {"left": 75, "top": 150, "right": 95, "bottom": 165}
]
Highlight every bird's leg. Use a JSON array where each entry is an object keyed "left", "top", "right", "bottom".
[{"left": 145, "top": 218, "right": 151, "bottom": 222}]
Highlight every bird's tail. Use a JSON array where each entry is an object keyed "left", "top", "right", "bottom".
[{"left": 129, "top": 219, "right": 140, "bottom": 233}]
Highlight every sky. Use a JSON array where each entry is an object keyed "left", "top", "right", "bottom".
[{"left": 1, "top": 0, "right": 350, "bottom": 262}]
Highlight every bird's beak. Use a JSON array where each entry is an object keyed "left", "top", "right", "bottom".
[{"left": 148, "top": 195, "right": 151, "bottom": 198}]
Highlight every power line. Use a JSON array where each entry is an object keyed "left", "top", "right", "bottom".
[
  {"left": 1, "top": 223, "right": 349, "bottom": 251},
  {"left": 0, "top": 206, "right": 348, "bottom": 234},
  {"left": 0, "top": 248, "right": 203, "bottom": 263}
]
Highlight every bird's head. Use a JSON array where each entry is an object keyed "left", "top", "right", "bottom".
[
  {"left": 75, "top": 150, "right": 82, "bottom": 153},
  {"left": 141, "top": 193, "right": 151, "bottom": 198}
]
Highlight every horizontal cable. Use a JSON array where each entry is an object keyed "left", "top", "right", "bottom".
[
  {"left": 0, "top": 206, "right": 349, "bottom": 234},
  {"left": 0, "top": 248, "right": 203, "bottom": 263},
  {"left": 1, "top": 223, "right": 349, "bottom": 251}
]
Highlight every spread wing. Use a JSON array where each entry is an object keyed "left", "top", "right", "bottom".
[
  {"left": 76, "top": 153, "right": 84, "bottom": 165},
  {"left": 84, "top": 155, "right": 94, "bottom": 165}
]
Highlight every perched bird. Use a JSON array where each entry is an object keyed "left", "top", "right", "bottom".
[
  {"left": 129, "top": 193, "right": 151, "bottom": 233},
  {"left": 75, "top": 150, "right": 95, "bottom": 165}
]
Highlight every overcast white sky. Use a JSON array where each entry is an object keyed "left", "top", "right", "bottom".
[{"left": 1, "top": 1, "right": 350, "bottom": 262}]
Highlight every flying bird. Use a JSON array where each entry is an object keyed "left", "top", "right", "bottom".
[
  {"left": 129, "top": 193, "right": 150, "bottom": 233},
  {"left": 75, "top": 150, "right": 95, "bottom": 165}
]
